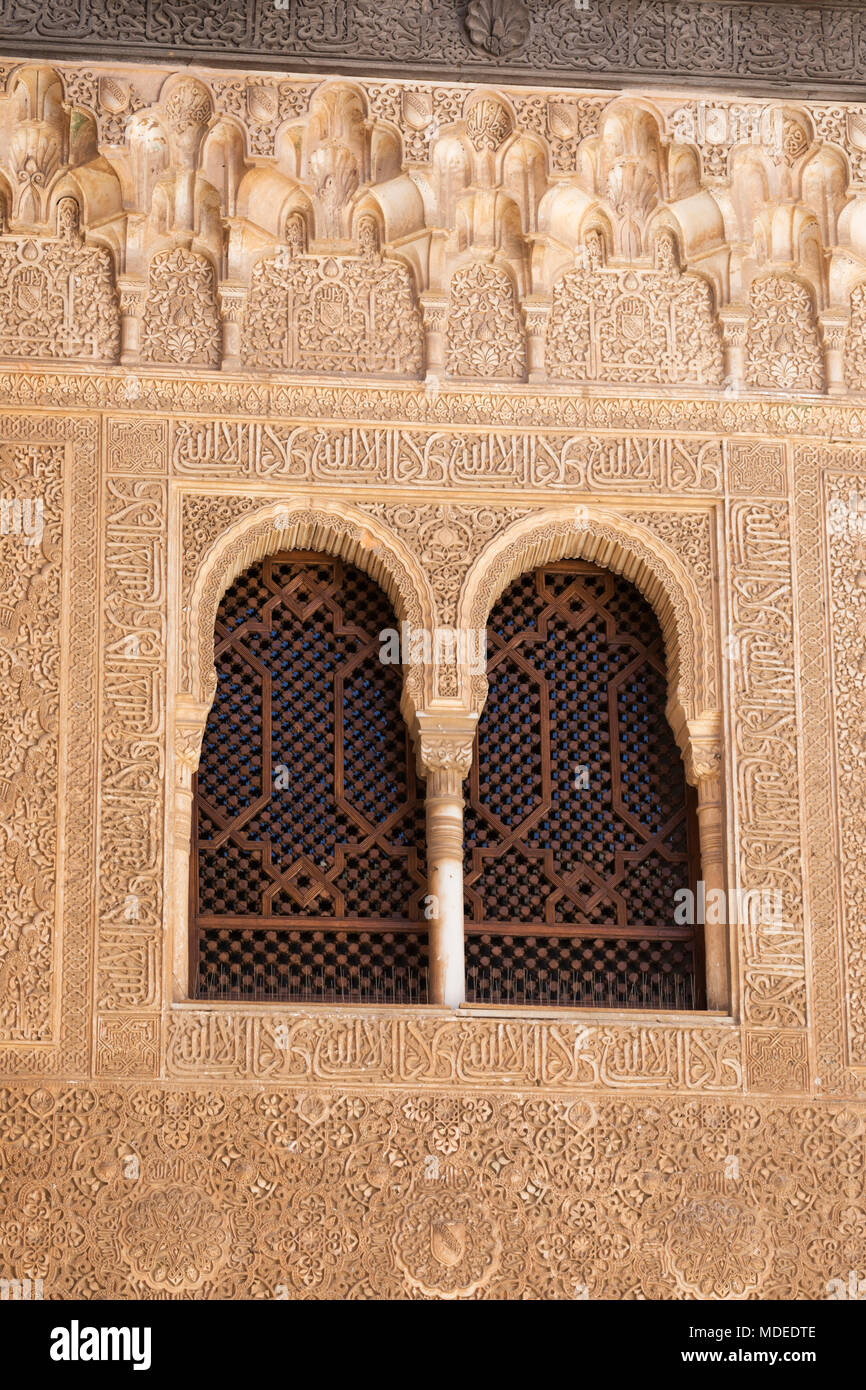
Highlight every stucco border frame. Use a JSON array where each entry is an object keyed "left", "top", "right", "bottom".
[{"left": 165, "top": 487, "right": 738, "bottom": 1065}]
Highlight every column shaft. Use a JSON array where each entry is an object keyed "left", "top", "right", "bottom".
[
  {"left": 425, "top": 765, "right": 466, "bottom": 1007},
  {"left": 696, "top": 773, "right": 728, "bottom": 1010}
]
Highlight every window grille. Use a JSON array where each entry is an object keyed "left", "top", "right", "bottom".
[
  {"left": 463, "top": 560, "right": 703, "bottom": 1009},
  {"left": 191, "top": 551, "right": 428, "bottom": 1003}
]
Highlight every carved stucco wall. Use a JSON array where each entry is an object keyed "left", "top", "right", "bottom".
[{"left": 0, "top": 56, "right": 864, "bottom": 1300}]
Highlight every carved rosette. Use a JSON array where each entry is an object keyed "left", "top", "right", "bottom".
[{"left": 464, "top": 0, "right": 530, "bottom": 57}]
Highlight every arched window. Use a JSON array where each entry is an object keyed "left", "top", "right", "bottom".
[
  {"left": 190, "top": 550, "right": 428, "bottom": 1003},
  {"left": 463, "top": 560, "right": 703, "bottom": 1009}
]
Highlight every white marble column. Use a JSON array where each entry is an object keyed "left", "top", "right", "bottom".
[
  {"left": 414, "top": 718, "right": 476, "bottom": 1008},
  {"left": 685, "top": 731, "right": 729, "bottom": 1011}
]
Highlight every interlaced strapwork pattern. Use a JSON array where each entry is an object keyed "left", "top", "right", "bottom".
[
  {"left": 192, "top": 551, "right": 427, "bottom": 1002},
  {"left": 464, "top": 561, "right": 700, "bottom": 1007}
]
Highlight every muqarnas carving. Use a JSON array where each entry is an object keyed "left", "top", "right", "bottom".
[
  {"left": 243, "top": 215, "right": 424, "bottom": 376},
  {"left": 546, "top": 229, "right": 723, "bottom": 386}
]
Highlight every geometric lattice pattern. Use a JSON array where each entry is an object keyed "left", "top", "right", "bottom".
[
  {"left": 464, "top": 561, "right": 701, "bottom": 1007},
  {"left": 192, "top": 551, "right": 427, "bottom": 1002},
  {"left": 198, "top": 928, "right": 429, "bottom": 1004}
]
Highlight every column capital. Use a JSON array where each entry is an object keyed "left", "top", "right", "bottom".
[
  {"left": 117, "top": 279, "right": 146, "bottom": 311},
  {"left": 412, "top": 712, "right": 477, "bottom": 780},
  {"left": 673, "top": 713, "right": 723, "bottom": 786},
  {"left": 218, "top": 282, "right": 248, "bottom": 322},
  {"left": 174, "top": 700, "right": 210, "bottom": 778},
  {"left": 686, "top": 743, "right": 723, "bottom": 786},
  {"left": 818, "top": 308, "right": 849, "bottom": 348},
  {"left": 718, "top": 304, "right": 750, "bottom": 346},
  {"left": 522, "top": 294, "right": 552, "bottom": 327},
  {"left": 419, "top": 291, "right": 449, "bottom": 333}
]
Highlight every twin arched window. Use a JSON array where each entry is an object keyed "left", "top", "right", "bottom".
[{"left": 190, "top": 550, "right": 702, "bottom": 1008}]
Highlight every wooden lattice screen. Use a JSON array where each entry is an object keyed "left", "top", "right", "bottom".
[
  {"left": 191, "top": 550, "right": 428, "bottom": 1003},
  {"left": 463, "top": 560, "right": 703, "bottom": 1009}
]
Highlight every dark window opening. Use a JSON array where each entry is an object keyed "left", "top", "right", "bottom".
[
  {"left": 190, "top": 550, "right": 428, "bottom": 1003},
  {"left": 463, "top": 560, "right": 703, "bottom": 1010}
]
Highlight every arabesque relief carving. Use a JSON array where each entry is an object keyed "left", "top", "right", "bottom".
[
  {"left": 843, "top": 283, "right": 866, "bottom": 391},
  {"left": 243, "top": 216, "right": 424, "bottom": 376},
  {"left": 6, "top": 2, "right": 866, "bottom": 98},
  {"left": 446, "top": 262, "right": 526, "bottom": 380},
  {"left": 824, "top": 468, "right": 866, "bottom": 1066},
  {"left": 0, "top": 415, "right": 97, "bottom": 1077},
  {"left": 139, "top": 248, "right": 221, "bottom": 368},
  {"left": 546, "top": 230, "right": 723, "bottom": 386},
  {"left": 0, "top": 198, "right": 118, "bottom": 361},
  {"left": 745, "top": 276, "right": 824, "bottom": 392},
  {"left": 2, "top": 1084, "right": 865, "bottom": 1300},
  {"left": 0, "top": 442, "right": 62, "bottom": 1041}
]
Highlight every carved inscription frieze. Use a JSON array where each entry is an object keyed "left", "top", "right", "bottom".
[
  {"left": 96, "top": 477, "right": 166, "bottom": 1068},
  {"left": 169, "top": 421, "right": 724, "bottom": 493},
  {"left": 165, "top": 1012, "right": 744, "bottom": 1093},
  {"left": 728, "top": 499, "right": 806, "bottom": 1032},
  {"left": 0, "top": 443, "right": 62, "bottom": 1041}
]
